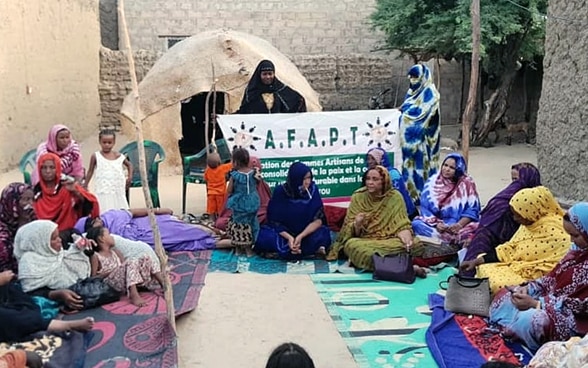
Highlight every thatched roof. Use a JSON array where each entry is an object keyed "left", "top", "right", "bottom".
[{"left": 120, "top": 29, "right": 321, "bottom": 120}]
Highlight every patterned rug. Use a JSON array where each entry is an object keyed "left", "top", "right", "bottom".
[
  {"left": 65, "top": 250, "right": 211, "bottom": 368},
  {"left": 311, "top": 267, "right": 456, "bottom": 368},
  {"left": 0, "top": 331, "right": 91, "bottom": 368},
  {"left": 208, "top": 249, "right": 351, "bottom": 274}
]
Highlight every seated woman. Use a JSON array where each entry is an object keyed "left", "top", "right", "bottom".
[
  {"left": 459, "top": 186, "right": 570, "bottom": 293},
  {"left": 488, "top": 202, "right": 588, "bottom": 350},
  {"left": 75, "top": 207, "right": 216, "bottom": 251},
  {"left": 0, "top": 183, "right": 36, "bottom": 273},
  {"left": 215, "top": 156, "right": 272, "bottom": 231},
  {"left": 326, "top": 165, "right": 423, "bottom": 270},
  {"left": 361, "top": 147, "right": 418, "bottom": 219},
  {"left": 411, "top": 152, "right": 481, "bottom": 246},
  {"left": 255, "top": 162, "right": 331, "bottom": 259},
  {"left": 0, "top": 269, "right": 94, "bottom": 344},
  {"left": 33, "top": 153, "right": 99, "bottom": 231},
  {"left": 32, "top": 124, "right": 84, "bottom": 185},
  {"left": 462, "top": 163, "right": 541, "bottom": 268},
  {"left": 13, "top": 220, "right": 91, "bottom": 311}
]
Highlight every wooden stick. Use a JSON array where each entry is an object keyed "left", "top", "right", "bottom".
[
  {"left": 117, "top": 0, "right": 176, "bottom": 333},
  {"left": 460, "top": 0, "right": 481, "bottom": 165}
]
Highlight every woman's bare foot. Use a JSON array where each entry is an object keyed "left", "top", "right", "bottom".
[
  {"left": 413, "top": 265, "right": 428, "bottom": 278},
  {"left": 244, "top": 245, "right": 255, "bottom": 258},
  {"left": 49, "top": 317, "right": 95, "bottom": 332},
  {"left": 129, "top": 285, "right": 146, "bottom": 307}
]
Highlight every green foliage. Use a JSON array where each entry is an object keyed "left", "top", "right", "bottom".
[{"left": 370, "top": 0, "right": 546, "bottom": 76}]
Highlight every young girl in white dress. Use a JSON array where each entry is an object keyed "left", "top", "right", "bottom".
[{"left": 85, "top": 130, "right": 132, "bottom": 213}]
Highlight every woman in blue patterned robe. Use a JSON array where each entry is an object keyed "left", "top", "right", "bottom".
[
  {"left": 399, "top": 64, "right": 441, "bottom": 202},
  {"left": 411, "top": 153, "right": 481, "bottom": 246}
]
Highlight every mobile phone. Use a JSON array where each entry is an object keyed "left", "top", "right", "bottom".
[{"left": 60, "top": 174, "right": 75, "bottom": 183}]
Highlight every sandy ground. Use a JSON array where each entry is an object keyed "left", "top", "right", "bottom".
[{"left": 0, "top": 128, "right": 537, "bottom": 367}]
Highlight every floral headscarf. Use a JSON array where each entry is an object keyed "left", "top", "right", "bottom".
[{"left": 0, "top": 183, "right": 35, "bottom": 272}]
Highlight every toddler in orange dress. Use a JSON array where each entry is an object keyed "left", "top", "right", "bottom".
[{"left": 204, "top": 152, "right": 232, "bottom": 219}]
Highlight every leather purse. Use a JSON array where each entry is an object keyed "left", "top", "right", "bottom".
[
  {"left": 69, "top": 276, "right": 120, "bottom": 310},
  {"left": 372, "top": 252, "right": 415, "bottom": 284},
  {"left": 440, "top": 275, "right": 491, "bottom": 317}
]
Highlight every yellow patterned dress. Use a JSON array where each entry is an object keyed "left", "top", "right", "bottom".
[{"left": 476, "top": 186, "right": 570, "bottom": 294}]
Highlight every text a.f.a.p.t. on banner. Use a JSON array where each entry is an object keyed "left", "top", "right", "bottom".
[{"left": 216, "top": 110, "right": 401, "bottom": 202}]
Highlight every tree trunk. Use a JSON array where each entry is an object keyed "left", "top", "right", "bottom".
[
  {"left": 458, "top": 56, "right": 466, "bottom": 124},
  {"left": 117, "top": 0, "right": 176, "bottom": 333},
  {"left": 460, "top": 0, "right": 481, "bottom": 164},
  {"left": 471, "top": 68, "right": 517, "bottom": 146}
]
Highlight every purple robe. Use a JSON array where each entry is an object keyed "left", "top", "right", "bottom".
[
  {"left": 463, "top": 164, "right": 541, "bottom": 264},
  {"left": 75, "top": 209, "right": 215, "bottom": 252}
]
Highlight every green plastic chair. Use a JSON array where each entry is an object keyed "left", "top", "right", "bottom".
[
  {"left": 182, "top": 139, "right": 231, "bottom": 214},
  {"left": 19, "top": 149, "right": 37, "bottom": 185},
  {"left": 120, "top": 140, "right": 166, "bottom": 208}
]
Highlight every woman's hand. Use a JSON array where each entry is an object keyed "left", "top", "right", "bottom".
[
  {"left": 0, "top": 270, "right": 15, "bottom": 286},
  {"left": 57, "top": 289, "right": 84, "bottom": 310},
  {"left": 289, "top": 235, "right": 301, "bottom": 254},
  {"left": 448, "top": 223, "right": 463, "bottom": 234},
  {"left": 355, "top": 213, "right": 366, "bottom": 226},
  {"left": 459, "top": 259, "right": 482, "bottom": 273},
  {"left": 397, "top": 229, "right": 413, "bottom": 250},
  {"left": 511, "top": 293, "right": 538, "bottom": 311},
  {"left": 436, "top": 222, "right": 448, "bottom": 232}
]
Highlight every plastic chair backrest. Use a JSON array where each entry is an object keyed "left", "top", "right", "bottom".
[
  {"left": 19, "top": 149, "right": 37, "bottom": 185},
  {"left": 215, "top": 139, "right": 231, "bottom": 163},
  {"left": 120, "top": 140, "right": 165, "bottom": 184}
]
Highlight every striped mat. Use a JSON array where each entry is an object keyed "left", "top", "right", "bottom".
[{"left": 311, "top": 267, "right": 455, "bottom": 368}]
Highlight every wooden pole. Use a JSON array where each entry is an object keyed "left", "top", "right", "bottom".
[
  {"left": 460, "top": 0, "right": 480, "bottom": 165},
  {"left": 117, "top": 0, "right": 176, "bottom": 333}
]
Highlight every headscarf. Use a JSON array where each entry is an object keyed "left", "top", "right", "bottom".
[
  {"left": 237, "top": 60, "right": 306, "bottom": 114},
  {"left": 0, "top": 183, "right": 36, "bottom": 273},
  {"left": 13, "top": 220, "right": 91, "bottom": 292},
  {"left": 33, "top": 124, "right": 83, "bottom": 184},
  {"left": 430, "top": 153, "right": 468, "bottom": 207},
  {"left": 509, "top": 186, "right": 564, "bottom": 223},
  {"left": 479, "top": 162, "right": 541, "bottom": 227},
  {"left": 568, "top": 202, "right": 588, "bottom": 244},
  {"left": 33, "top": 152, "right": 100, "bottom": 231},
  {"left": 419, "top": 152, "right": 480, "bottom": 221},
  {"left": 400, "top": 64, "right": 440, "bottom": 126},
  {"left": 368, "top": 165, "right": 393, "bottom": 196},
  {"left": 267, "top": 162, "right": 325, "bottom": 235},
  {"left": 491, "top": 186, "right": 568, "bottom": 279}
]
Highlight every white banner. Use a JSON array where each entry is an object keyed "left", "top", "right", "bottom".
[{"left": 216, "top": 110, "right": 402, "bottom": 199}]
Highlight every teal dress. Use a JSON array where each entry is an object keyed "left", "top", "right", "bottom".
[{"left": 226, "top": 170, "right": 261, "bottom": 245}]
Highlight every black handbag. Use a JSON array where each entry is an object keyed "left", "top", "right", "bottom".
[
  {"left": 440, "top": 275, "right": 491, "bottom": 317},
  {"left": 69, "top": 276, "right": 120, "bottom": 309},
  {"left": 372, "top": 252, "right": 415, "bottom": 284}
]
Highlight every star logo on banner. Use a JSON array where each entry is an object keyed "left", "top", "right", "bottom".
[
  {"left": 227, "top": 121, "right": 261, "bottom": 151},
  {"left": 363, "top": 117, "right": 395, "bottom": 147}
]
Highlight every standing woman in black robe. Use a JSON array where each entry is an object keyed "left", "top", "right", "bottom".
[{"left": 237, "top": 60, "right": 307, "bottom": 114}]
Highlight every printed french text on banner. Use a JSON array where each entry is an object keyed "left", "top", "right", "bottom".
[{"left": 216, "top": 110, "right": 401, "bottom": 201}]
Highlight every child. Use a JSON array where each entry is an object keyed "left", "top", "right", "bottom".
[
  {"left": 265, "top": 342, "right": 315, "bottom": 368},
  {"left": 86, "top": 226, "right": 164, "bottom": 307},
  {"left": 225, "top": 148, "right": 260, "bottom": 257},
  {"left": 204, "top": 152, "right": 232, "bottom": 220},
  {"left": 85, "top": 130, "right": 132, "bottom": 213}
]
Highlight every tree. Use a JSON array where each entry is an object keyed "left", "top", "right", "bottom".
[{"left": 370, "top": 0, "right": 547, "bottom": 145}]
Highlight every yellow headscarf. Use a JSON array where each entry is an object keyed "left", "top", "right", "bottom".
[{"left": 495, "top": 186, "right": 569, "bottom": 279}]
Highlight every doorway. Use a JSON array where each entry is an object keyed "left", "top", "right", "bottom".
[{"left": 179, "top": 92, "right": 226, "bottom": 155}]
